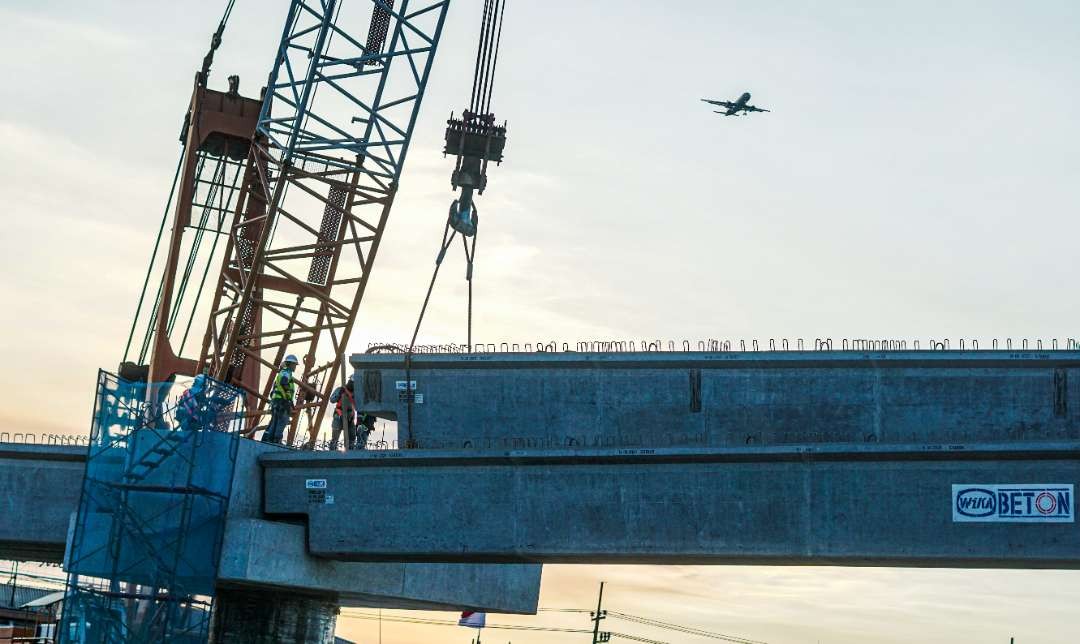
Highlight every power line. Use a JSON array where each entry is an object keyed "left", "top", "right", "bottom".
[
  {"left": 342, "top": 611, "right": 592, "bottom": 633},
  {"left": 343, "top": 601, "right": 769, "bottom": 644},
  {"left": 607, "top": 611, "right": 768, "bottom": 644},
  {"left": 340, "top": 611, "right": 669, "bottom": 643},
  {"left": 539, "top": 607, "right": 769, "bottom": 644}
]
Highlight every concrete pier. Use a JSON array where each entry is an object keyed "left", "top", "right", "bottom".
[{"left": 210, "top": 587, "right": 338, "bottom": 644}]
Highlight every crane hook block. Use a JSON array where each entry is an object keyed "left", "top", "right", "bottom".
[
  {"left": 448, "top": 199, "right": 478, "bottom": 237},
  {"left": 444, "top": 116, "right": 507, "bottom": 162}
]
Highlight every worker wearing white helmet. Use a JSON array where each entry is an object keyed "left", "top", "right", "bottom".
[{"left": 261, "top": 354, "right": 299, "bottom": 444}]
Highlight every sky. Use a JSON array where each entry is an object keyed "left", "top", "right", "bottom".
[{"left": 1, "top": 1, "right": 1079, "bottom": 642}]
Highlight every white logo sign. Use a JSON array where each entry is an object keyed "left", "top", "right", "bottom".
[
  {"left": 952, "top": 484, "right": 1073, "bottom": 523},
  {"left": 395, "top": 380, "right": 417, "bottom": 391},
  {"left": 305, "top": 479, "right": 327, "bottom": 490}
]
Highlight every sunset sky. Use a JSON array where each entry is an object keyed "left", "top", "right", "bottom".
[{"left": 2, "top": 1, "right": 1079, "bottom": 642}]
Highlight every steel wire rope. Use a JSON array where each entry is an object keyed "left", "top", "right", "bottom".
[
  {"left": 140, "top": 0, "right": 236, "bottom": 361},
  {"left": 475, "top": 0, "right": 501, "bottom": 115},
  {"left": 403, "top": 225, "right": 459, "bottom": 446},
  {"left": 468, "top": 0, "right": 494, "bottom": 113},
  {"left": 167, "top": 155, "right": 226, "bottom": 335},
  {"left": 461, "top": 226, "right": 477, "bottom": 351},
  {"left": 481, "top": 0, "right": 507, "bottom": 115},
  {"left": 178, "top": 157, "right": 246, "bottom": 354},
  {"left": 123, "top": 151, "right": 185, "bottom": 364},
  {"left": 138, "top": 154, "right": 209, "bottom": 364}
]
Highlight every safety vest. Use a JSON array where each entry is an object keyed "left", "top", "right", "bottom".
[
  {"left": 334, "top": 388, "right": 356, "bottom": 422},
  {"left": 271, "top": 368, "right": 296, "bottom": 401}
]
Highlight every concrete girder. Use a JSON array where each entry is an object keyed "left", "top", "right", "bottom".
[
  {"left": 0, "top": 444, "right": 85, "bottom": 563},
  {"left": 351, "top": 350, "right": 1080, "bottom": 451},
  {"left": 263, "top": 442, "right": 1080, "bottom": 567},
  {"left": 0, "top": 441, "right": 541, "bottom": 614}
]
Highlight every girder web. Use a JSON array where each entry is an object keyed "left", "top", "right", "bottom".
[{"left": 199, "top": 0, "right": 451, "bottom": 445}]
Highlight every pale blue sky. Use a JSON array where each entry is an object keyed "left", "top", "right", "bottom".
[{"left": 1, "top": 2, "right": 1079, "bottom": 642}]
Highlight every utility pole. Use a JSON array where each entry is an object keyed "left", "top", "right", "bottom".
[{"left": 591, "top": 581, "right": 609, "bottom": 643}]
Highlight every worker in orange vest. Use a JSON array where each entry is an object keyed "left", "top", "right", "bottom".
[{"left": 329, "top": 380, "right": 358, "bottom": 450}]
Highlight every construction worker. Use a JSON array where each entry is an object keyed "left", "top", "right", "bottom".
[
  {"left": 261, "top": 355, "right": 298, "bottom": 444},
  {"left": 356, "top": 410, "right": 376, "bottom": 450},
  {"left": 175, "top": 374, "right": 208, "bottom": 431},
  {"left": 328, "top": 380, "right": 357, "bottom": 451}
]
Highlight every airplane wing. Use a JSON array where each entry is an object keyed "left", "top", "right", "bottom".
[
  {"left": 744, "top": 104, "right": 770, "bottom": 113},
  {"left": 701, "top": 98, "right": 736, "bottom": 109}
]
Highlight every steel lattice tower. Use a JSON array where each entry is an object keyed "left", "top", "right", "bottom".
[{"left": 195, "top": 0, "right": 451, "bottom": 445}]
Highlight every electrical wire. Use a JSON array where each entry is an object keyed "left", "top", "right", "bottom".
[
  {"left": 340, "top": 611, "right": 670, "bottom": 643},
  {"left": 537, "top": 608, "right": 770, "bottom": 644},
  {"left": 607, "top": 611, "right": 768, "bottom": 644}
]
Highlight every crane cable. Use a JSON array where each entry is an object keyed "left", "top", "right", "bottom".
[
  {"left": 469, "top": 0, "right": 507, "bottom": 116},
  {"left": 403, "top": 0, "right": 507, "bottom": 446},
  {"left": 403, "top": 219, "right": 475, "bottom": 447},
  {"left": 198, "top": 0, "right": 236, "bottom": 87},
  {"left": 122, "top": 0, "right": 238, "bottom": 367}
]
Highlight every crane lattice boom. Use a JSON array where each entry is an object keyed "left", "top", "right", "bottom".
[{"left": 194, "top": 0, "right": 450, "bottom": 444}]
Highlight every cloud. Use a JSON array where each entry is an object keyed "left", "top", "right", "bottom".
[{"left": 0, "top": 7, "right": 138, "bottom": 51}]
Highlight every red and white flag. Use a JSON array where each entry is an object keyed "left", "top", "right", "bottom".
[{"left": 458, "top": 611, "right": 486, "bottom": 628}]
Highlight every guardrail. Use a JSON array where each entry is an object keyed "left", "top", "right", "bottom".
[
  {"left": 0, "top": 433, "right": 89, "bottom": 446},
  {"left": 369, "top": 337, "right": 1080, "bottom": 354}
]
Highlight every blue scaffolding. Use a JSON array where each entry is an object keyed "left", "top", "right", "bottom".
[{"left": 59, "top": 372, "right": 245, "bottom": 643}]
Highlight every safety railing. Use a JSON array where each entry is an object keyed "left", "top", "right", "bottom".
[
  {"left": 369, "top": 337, "right": 1080, "bottom": 355},
  {"left": 277, "top": 432, "right": 716, "bottom": 453},
  {"left": 0, "top": 433, "right": 89, "bottom": 446}
]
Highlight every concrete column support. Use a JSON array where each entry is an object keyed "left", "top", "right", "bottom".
[{"left": 210, "top": 587, "right": 339, "bottom": 644}]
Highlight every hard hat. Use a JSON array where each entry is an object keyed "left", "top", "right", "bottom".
[{"left": 283, "top": 354, "right": 299, "bottom": 365}]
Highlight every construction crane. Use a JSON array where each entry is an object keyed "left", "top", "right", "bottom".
[{"left": 122, "top": 0, "right": 506, "bottom": 448}]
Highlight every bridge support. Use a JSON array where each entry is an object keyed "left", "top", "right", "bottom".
[{"left": 210, "top": 587, "right": 338, "bottom": 644}]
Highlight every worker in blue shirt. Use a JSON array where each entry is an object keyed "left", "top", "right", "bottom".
[
  {"left": 176, "top": 374, "right": 208, "bottom": 431},
  {"left": 261, "top": 354, "right": 298, "bottom": 444}
]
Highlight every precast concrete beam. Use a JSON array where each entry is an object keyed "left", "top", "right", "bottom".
[
  {"left": 227, "top": 439, "right": 542, "bottom": 614},
  {"left": 0, "top": 444, "right": 84, "bottom": 562},
  {"left": 351, "top": 350, "right": 1080, "bottom": 450},
  {"left": 0, "top": 440, "right": 542, "bottom": 614},
  {"left": 262, "top": 442, "right": 1080, "bottom": 567}
]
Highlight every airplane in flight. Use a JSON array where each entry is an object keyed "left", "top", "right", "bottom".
[{"left": 702, "top": 92, "right": 770, "bottom": 116}]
